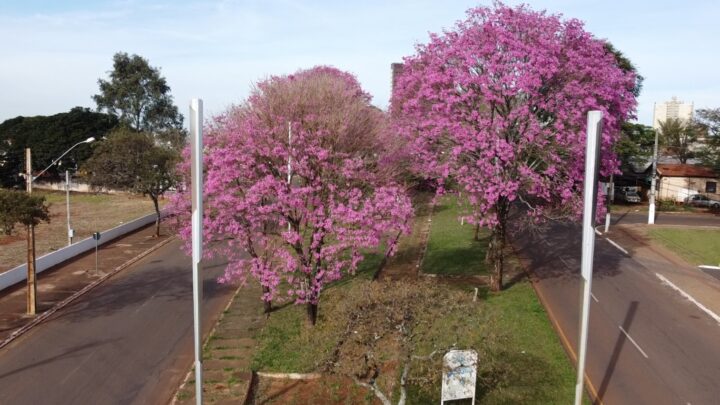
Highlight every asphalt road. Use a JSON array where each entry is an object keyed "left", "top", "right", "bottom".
[
  {"left": 611, "top": 210, "right": 720, "bottom": 227},
  {"left": 514, "top": 221, "right": 720, "bottom": 405},
  {"left": 0, "top": 239, "right": 237, "bottom": 405}
]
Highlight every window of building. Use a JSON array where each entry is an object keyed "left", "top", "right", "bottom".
[{"left": 707, "top": 182, "right": 717, "bottom": 194}]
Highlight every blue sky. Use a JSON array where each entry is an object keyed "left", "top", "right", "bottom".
[{"left": 1, "top": 0, "right": 718, "bottom": 126}]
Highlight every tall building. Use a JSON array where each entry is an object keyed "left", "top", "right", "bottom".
[{"left": 652, "top": 96, "right": 693, "bottom": 129}]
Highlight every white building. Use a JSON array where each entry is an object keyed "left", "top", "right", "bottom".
[{"left": 652, "top": 96, "right": 693, "bottom": 129}]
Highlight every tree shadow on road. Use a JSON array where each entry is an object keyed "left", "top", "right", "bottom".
[
  {"left": 47, "top": 257, "right": 234, "bottom": 324},
  {"left": 510, "top": 219, "right": 628, "bottom": 282}
]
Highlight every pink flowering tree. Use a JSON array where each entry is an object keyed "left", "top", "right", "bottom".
[
  {"left": 392, "top": 3, "right": 637, "bottom": 291},
  {"left": 174, "top": 67, "right": 412, "bottom": 325}
]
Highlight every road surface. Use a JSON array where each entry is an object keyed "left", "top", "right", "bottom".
[
  {"left": 612, "top": 210, "right": 720, "bottom": 227},
  {"left": 514, "top": 221, "right": 720, "bottom": 405},
  {"left": 0, "top": 239, "right": 237, "bottom": 405}
]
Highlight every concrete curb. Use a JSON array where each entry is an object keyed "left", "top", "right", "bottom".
[
  {"left": 0, "top": 235, "right": 176, "bottom": 351},
  {"left": 256, "top": 371, "right": 322, "bottom": 380}
]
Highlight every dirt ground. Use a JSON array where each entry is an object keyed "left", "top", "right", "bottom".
[{"left": 0, "top": 191, "right": 165, "bottom": 272}]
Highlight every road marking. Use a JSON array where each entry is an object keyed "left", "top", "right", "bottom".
[
  {"left": 698, "top": 265, "right": 720, "bottom": 270},
  {"left": 594, "top": 228, "right": 602, "bottom": 236},
  {"left": 618, "top": 325, "right": 649, "bottom": 358},
  {"left": 655, "top": 273, "right": 720, "bottom": 325},
  {"left": 591, "top": 293, "right": 599, "bottom": 303},
  {"left": 605, "top": 237, "right": 629, "bottom": 255}
]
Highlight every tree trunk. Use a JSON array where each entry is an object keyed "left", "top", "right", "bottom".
[
  {"left": 488, "top": 228, "right": 504, "bottom": 292},
  {"left": 306, "top": 302, "right": 318, "bottom": 326},
  {"left": 474, "top": 223, "right": 480, "bottom": 241},
  {"left": 262, "top": 286, "right": 272, "bottom": 316},
  {"left": 151, "top": 195, "right": 161, "bottom": 237},
  {"left": 488, "top": 199, "right": 508, "bottom": 292},
  {"left": 372, "top": 230, "right": 403, "bottom": 281}
]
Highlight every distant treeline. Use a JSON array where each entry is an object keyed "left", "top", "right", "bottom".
[{"left": 0, "top": 107, "right": 118, "bottom": 188}]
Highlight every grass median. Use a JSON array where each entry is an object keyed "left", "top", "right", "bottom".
[
  {"left": 648, "top": 228, "right": 720, "bottom": 266},
  {"left": 248, "top": 194, "right": 581, "bottom": 404}
]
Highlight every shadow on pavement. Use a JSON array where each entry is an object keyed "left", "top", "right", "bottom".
[
  {"left": 48, "top": 258, "right": 233, "bottom": 324},
  {"left": 0, "top": 338, "right": 120, "bottom": 380},
  {"left": 510, "top": 219, "right": 628, "bottom": 282},
  {"left": 596, "top": 301, "right": 638, "bottom": 404}
]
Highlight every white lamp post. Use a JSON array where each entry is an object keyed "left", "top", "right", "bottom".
[{"left": 34, "top": 137, "right": 95, "bottom": 246}]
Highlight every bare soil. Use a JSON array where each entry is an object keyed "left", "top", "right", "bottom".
[{"left": 0, "top": 191, "right": 164, "bottom": 272}]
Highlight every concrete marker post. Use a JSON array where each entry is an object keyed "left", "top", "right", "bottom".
[{"left": 574, "top": 111, "right": 602, "bottom": 405}]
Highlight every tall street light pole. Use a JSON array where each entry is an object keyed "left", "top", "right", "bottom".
[
  {"left": 66, "top": 170, "right": 72, "bottom": 245},
  {"left": 25, "top": 149, "right": 37, "bottom": 315},
  {"left": 24, "top": 137, "right": 95, "bottom": 315},
  {"left": 190, "top": 98, "right": 204, "bottom": 405},
  {"left": 574, "top": 111, "right": 602, "bottom": 405},
  {"left": 648, "top": 129, "right": 659, "bottom": 224}
]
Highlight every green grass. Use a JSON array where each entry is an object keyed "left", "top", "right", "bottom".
[
  {"left": 481, "top": 282, "right": 580, "bottom": 404},
  {"left": 648, "top": 228, "right": 720, "bottom": 266},
  {"left": 423, "top": 195, "right": 490, "bottom": 276},
  {"left": 251, "top": 195, "right": 584, "bottom": 404}
]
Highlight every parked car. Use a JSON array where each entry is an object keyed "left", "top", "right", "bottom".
[
  {"left": 684, "top": 194, "right": 720, "bottom": 209},
  {"left": 616, "top": 189, "right": 641, "bottom": 203}
]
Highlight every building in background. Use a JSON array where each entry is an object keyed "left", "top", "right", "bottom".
[
  {"left": 652, "top": 96, "right": 694, "bottom": 129},
  {"left": 657, "top": 164, "right": 718, "bottom": 202}
]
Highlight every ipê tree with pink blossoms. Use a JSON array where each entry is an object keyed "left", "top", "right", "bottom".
[
  {"left": 174, "top": 66, "right": 412, "bottom": 325},
  {"left": 392, "top": 3, "right": 637, "bottom": 291}
]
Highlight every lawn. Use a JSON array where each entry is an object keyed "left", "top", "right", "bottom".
[
  {"left": 249, "top": 194, "right": 582, "bottom": 404},
  {"left": 0, "top": 190, "right": 165, "bottom": 272},
  {"left": 423, "top": 194, "right": 490, "bottom": 276},
  {"left": 648, "top": 228, "right": 720, "bottom": 266}
]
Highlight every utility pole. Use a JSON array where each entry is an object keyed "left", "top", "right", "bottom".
[
  {"left": 648, "top": 129, "right": 659, "bottom": 224},
  {"left": 287, "top": 121, "right": 292, "bottom": 232},
  {"left": 66, "top": 170, "right": 73, "bottom": 245},
  {"left": 604, "top": 174, "right": 613, "bottom": 233},
  {"left": 574, "top": 111, "right": 602, "bottom": 405},
  {"left": 25, "top": 148, "right": 37, "bottom": 315}
]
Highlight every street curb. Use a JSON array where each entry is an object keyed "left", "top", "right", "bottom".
[
  {"left": 0, "top": 235, "right": 176, "bottom": 351},
  {"left": 612, "top": 225, "right": 690, "bottom": 269}
]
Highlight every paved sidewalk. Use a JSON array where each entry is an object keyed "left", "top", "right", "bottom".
[
  {"left": 174, "top": 281, "right": 265, "bottom": 404},
  {"left": 609, "top": 224, "right": 720, "bottom": 320},
  {"left": 0, "top": 222, "right": 172, "bottom": 342}
]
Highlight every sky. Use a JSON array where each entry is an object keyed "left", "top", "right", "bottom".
[{"left": 1, "top": 0, "right": 719, "bottom": 126}]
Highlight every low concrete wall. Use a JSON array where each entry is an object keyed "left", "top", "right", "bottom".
[
  {"left": 0, "top": 210, "right": 169, "bottom": 292},
  {"left": 33, "top": 181, "right": 122, "bottom": 194}
]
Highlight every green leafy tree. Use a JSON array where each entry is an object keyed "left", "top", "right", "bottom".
[
  {"left": 659, "top": 118, "right": 697, "bottom": 164},
  {"left": 695, "top": 108, "right": 720, "bottom": 172},
  {"left": 83, "top": 129, "right": 179, "bottom": 236},
  {"left": 93, "top": 52, "right": 184, "bottom": 140},
  {"left": 605, "top": 42, "right": 644, "bottom": 98},
  {"left": 616, "top": 122, "right": 656, "bottom": 170},
  {"left": 0, "top": 189, "right": 50, "bottom": 236},
  {"left": 0, "top": 107, "right": 118, "bottom": 188}
]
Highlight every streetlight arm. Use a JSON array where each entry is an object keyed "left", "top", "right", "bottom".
[{"left": 32, "top": 137, "right": 95, "bottom": 181}]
